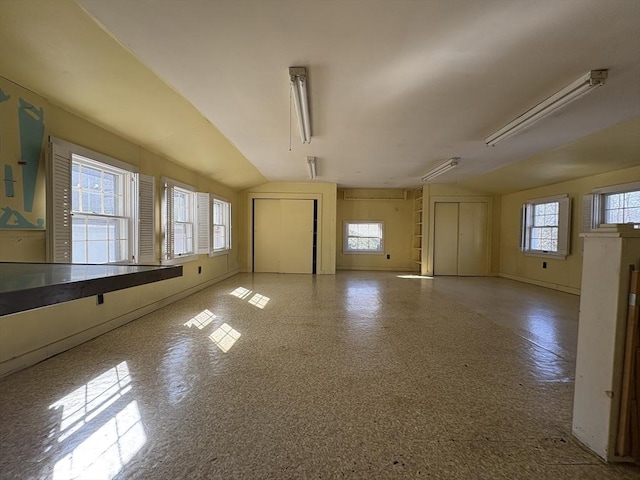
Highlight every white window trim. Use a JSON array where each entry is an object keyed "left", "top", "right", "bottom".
[
  {"left": 161, "top": 177, "right": 198, "bottom": 265},
  {"left": 343, "top": 220, "right": 385, "bottom": 255},
  {"left": 47, "top": 137, "right": 154, "bottom": 264},
  {"left": 210, "top": 194, "right": 232, "bottom": 256},
  {"left": 521, "top": 194, "right": 571, "bottom": 260}
]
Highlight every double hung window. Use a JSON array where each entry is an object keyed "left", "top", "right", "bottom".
[
  {"left": 521, "top": 195, "right": 571, "bottom": 258},
  {"left": 343, "top": 221, "right": 384, "bottom": 253},
  {"left": 71, "top": 157, "right": 129, "bottom": 263},
  {"left": 212, "top": 197, "right": 231, "bottom": 253},
  {"left": 162, "top": 179, "right": 196, "bottom": 262},
  {"left": 583, "top": 182, "right": 640, "bottom": 231},
  {"left": 48, "top": 138, "right": 155, "bottom": 264}
]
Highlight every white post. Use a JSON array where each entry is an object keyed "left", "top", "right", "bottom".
[{"left": 572, "top": 224, "right": 640, "bottom": 461}]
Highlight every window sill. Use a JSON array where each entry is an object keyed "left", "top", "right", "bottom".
[
  {"left": 161, "top": 254, "right": 199, "bottom": 265},
  {"left": 524, "top": 251, "right": 568, "bottom": 260},
  {"left": 209, "top": 249, "right": 231, "bottom": 257},
  {"left": 342, "top": 251, "right": 385, "bottom": 255}
]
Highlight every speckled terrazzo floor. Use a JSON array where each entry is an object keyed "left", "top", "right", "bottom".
[{"left": 1, "top": 272, "right": 639, "bottom": 479}]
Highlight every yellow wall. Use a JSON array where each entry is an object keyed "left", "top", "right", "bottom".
[
  {"left": 336, "top": 189, "right": 415, "bottom": 271},
  {"left": 499, "top": 165, "right": 640, "bottom": 294},
  {"left": 0, "top": 77, "right": 242, "bottom": 375},
  {"left": 240, "top": 182, "right": 337, "bottom": 274}
]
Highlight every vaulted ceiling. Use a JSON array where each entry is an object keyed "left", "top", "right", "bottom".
[{"left": 2, "top": 0, "right": 639, "bottom": 192}]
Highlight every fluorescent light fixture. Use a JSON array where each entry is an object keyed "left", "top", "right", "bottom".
[
  {"left": 421, "top": 157, "right": 459, "bottom": 182},
  {"left": 307, "top": 156, "right": 317, "bottom": 179},
  {"left": 289, "top": 66, "right": 311, "bottom": 144},
  {"left": 485, "top": 70, "right": 607, "bottom": 146}
]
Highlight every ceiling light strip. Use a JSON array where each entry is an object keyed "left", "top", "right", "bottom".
[
  {"left": 421, "top": 157, "right": 459, "bottom": 182},
  {"left": 290, "top": 67, "right": 311, "bottom": 144},
  {"left": 307, "top": 156, "right": 317, "bottom": 179},
  {"left": 485, "top": 70, "right": 608, "bottom": 147}
]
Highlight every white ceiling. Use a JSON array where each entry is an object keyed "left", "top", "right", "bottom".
[
  {"left": 72, "top": 0, "right": 640, "bottom": 189},
  {"left": 79, "top": 0, "right": 640, "bottom": 187}
]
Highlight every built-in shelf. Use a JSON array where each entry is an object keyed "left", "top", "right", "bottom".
[
  {"left": 412, "top": 187, "right": 424, "bottom": 270},
  {"left": 0, "top": 262, "right": 183, "bottom": 316}
]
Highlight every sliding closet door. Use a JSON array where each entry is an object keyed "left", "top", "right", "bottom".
[
  {"left": 457, "top": 202, "right": 489, "bottom": 276},
  {"left": 433, "top": 202, "right": 459, "bottom": 275},
  {"left": 279, "top": 199, "right": 314, "bottom": 274},
  {"left": 253, "top": 199, "right": 314, "bottom": 274},
  {"left": 433, "top": 201, "right": 489, "bottom": 276},
  {"left": 254, "top": 199, "right": 281, "bottom": 273}
]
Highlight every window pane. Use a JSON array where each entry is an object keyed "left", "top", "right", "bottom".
[
  {"left": 72, "top": 217, "right": 86, "bottom": 241},
  {"left": 627, "top": 207, "right": 640, "bottom": 223},
  {"left": 72, "top": 189, "right": 80, "bottom": 211},
  {"left": 82, "top": 166, "right": 101, "bottom": 191},
  {"left": 214, "top": 225, "right": 226, "bottom": 250},
  {"left": 531, "top": 226, "right": 558, "bottom": 252},
  {"left": 88, "top": 217, "right": 107, "bottom": 241},
  {"left": 104, "top": 194, "right": 115, "bottom": 215},
  {"left": 173, "top": 190, "right": 190, "bottom": 222},
  {"left": 174, "top": 222, "right": 194, "bottom": 255},
  {"left": 606, "top": 194, "right": 621, "bottom": 210},
  {"left": 72, "top": 242, "right": 86, "bottom": 263},
  {"left": 103, "top": 172, "right": 116, "bottom": 194},
  {"left": 72, "top": 164, "right": 80, "bottom": 187},
  {"left": 88, "top": 241, "right": 108, "bottom": 263}
]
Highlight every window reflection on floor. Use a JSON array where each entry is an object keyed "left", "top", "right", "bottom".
[
  {"left": 48, "top": 362, "right": 146, "bottom": 480},
  {"left": 184, "top": 309, "right": 216, "bottom": 329},
  {"left": 230, "top": 287, "right": 252, "bottom": 299},
  {"left": 231, "top": 286, "right": 271, "bottom": 309},
  {"left": 248, "top": 293, "right": 270, "bottom": 309},
  {"left": 209, "top": 323, "right": 241, "bottom": 353}
]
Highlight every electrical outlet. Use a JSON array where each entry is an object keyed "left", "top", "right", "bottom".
[
  {"left": 97, "top": 294, "right": 104, "bottom": 305},
  {"left": 387, "top": 254, "right": 390, "bottom": 260},
  {"left": 198, "top": 266, "right": 202, "bottom": 274},
  {"left": 542, "top": 262, "right": 547, "bottom": 269}
]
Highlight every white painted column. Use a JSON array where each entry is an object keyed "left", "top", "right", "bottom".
[{"left": 572, "top": 224, "right": 640, "bottom": 461}]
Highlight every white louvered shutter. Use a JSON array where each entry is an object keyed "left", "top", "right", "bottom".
[
  {"left": 581, "top": 194, "right": 600, "bottom": 233},
  {"left": 196, "top": 192, "right": 210, "bottom": 254},
  {"left": 557, "top": 196, "right": 571, "bottom": 256},
  {"left": 137, "top": 174, "right": 155, "bottom": 263},
  {"left": 519, "top": 203, "right": 528, "bottom": 252},
  {"left": 47, "top": 141, "right": 72, "bottom": 263},
  {"left": 163, "top": 182, "right": 175, "bottom": 261}
]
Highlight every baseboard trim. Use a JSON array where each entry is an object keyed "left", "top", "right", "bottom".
[
  {"left": 499, "top": 273, "right": 580, "bottom": 296},
  {"left": 336, "top": 266, "right": 416, "bottom": 272},
  {"left": 0, "top": 269, "right": 240, "bottom": 377}
]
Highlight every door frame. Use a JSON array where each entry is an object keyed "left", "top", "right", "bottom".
[
  {"left": 426, "top": 195, "right": 493, "bottom": 276},
  {"left": 248, "top": 192, "right": 323, "bottom": 273}
]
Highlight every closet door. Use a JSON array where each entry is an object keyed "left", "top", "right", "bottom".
[
  {"left": 458, "top": 202, "right": 489, "bottom": 276},
  {"left": 433, "top": 201, "right": 489, "bottom": 276},
  {"left": 279, "top": 199, "right": 314, "bottom": 274},
  {"left": 253, "top": 199, "right": 314, "bottom": 273},
  {"left": 433, "top": 202, "right": 459, "bottom": 275},
  {"left": 254, "top": 199, "right": 281, "bottom": 273}
]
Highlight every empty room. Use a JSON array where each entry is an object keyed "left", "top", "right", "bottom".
[{"left": 1, "top": 1, "right": 639, "bottom": 479}]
